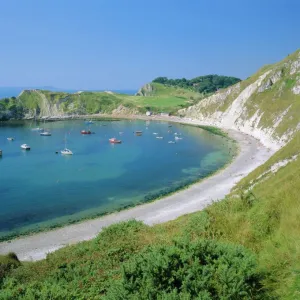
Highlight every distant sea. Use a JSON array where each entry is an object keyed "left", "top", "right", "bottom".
[{"left": 0, "top": 87, "right": 137, "bottom": 99}]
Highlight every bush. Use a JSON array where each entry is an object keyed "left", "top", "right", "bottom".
[
  {"left": 0, "top": 253, "right": 21, "bottom": 286},
  {"left": 106, "top": 239, "right": 267, "bottom": 299}
]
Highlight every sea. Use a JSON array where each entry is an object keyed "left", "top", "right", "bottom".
[{"left": 0, "top": 120, "right": 235, "bottom": 239}]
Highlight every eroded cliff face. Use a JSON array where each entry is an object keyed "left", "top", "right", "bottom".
[
  {"left": 135, "top": 83, "right": 155, "bottom": 96},
  {"left": 15, "top": 90, "right": 138, "bottom": 119},
  {"left": 179, "top": 50, "right": 300, "bottom": 150}
]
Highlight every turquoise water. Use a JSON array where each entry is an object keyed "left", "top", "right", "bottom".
[{"left": 0, "top": 120, "right": 234, "bottom": 239}]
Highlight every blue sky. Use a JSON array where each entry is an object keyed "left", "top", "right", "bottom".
[{"left": 0, "top": 0, "right": 299, "bottom": 90}]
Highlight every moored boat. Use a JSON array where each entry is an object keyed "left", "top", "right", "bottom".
[
  {"left": 0, "top": 149, "right": 2, "bottom": 156},
  {"left": 61, "top": 148, "right": 73, "bottom": 155},
  {"left": 40, "top": 131, "right": 52, "bottom": 136},
  {"left": 32, "top": 127, "right": 44, "bottom": 132},
  {"left": 109, "top": 138, "right": 122, "bottom": 144},
  {"left": 81, "top": 130, "right": 92, "bottom": 134},
  {"left": 21, "top": 144, "right": 30, "bottom": 150},
  {"left": 7, "top": 137, "right": 14, "bottom": 141},
  {"left": 135, "top": 131, "right": 143, "bottom": 136},
  {"left": 156, "top": 136, "right": 163, "bottom": 139}
]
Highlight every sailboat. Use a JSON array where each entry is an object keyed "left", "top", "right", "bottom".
[
  {"left": 40, "top": 119, "right": 52, "bottom": 136},
  {"left": 31, "top": 112, "right": 43, "bottom": 131},
  {"left": 61, "top": 134, "right": 73, "bottom": 155}
]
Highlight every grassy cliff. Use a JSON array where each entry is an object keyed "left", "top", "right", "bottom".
[{"left": 0, "top": 83, "right": 205, "bottom": 120}]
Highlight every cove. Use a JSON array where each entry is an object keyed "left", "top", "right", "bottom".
[{"left": 0, "top": 119, "right": 235, "bottom": 240}]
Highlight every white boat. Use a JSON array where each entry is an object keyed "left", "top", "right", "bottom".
[
  {"left": 7, "top": 137, "right": 14, "bottom": 141},
  {"left": 168, "top": 141, "right": 175, "bottom": 144},
  {"left": 61, "top": 148, "right": 73, "bottom": 155},
  {"left": 156, "top": 136, "right": 163, "bottom": 139},
  {"left": 21, "top": 144, "right": 30, "bottom": 150},
  {"left": 175, "top": 136, "right": 182, "bottom": 140},
  {"left": 31, "top": 127, "right": 44, "bottom": 131},
  {"left": 40, "top": 131, "right": 52, "bottom": 136},
  {"left": 153, "top": 132, "right": 158, "bottom": 135},
  {"left": 61, "top": 134, "right": 73, "bottom": 155},
  {"left": 40, "top": 119, "right": 52, "bottom": 136}
]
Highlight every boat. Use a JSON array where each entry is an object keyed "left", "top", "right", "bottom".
[
  {"left": 0, "top": 150, "right": 2, "bottom": 156},
  {"left": 31, "top": 113, "right": 43, "bottom": 131},
  {"left": 156, "top": 136, "right": 163, "bottom": 139},
  {"left": 153, "top": 132, "right": 158, "bottom": 135},
  {"left": 61, "top": 134, "right": 73, "bottom": 155},
  {"left": 40, "top": 119, "right": 52, "bottom": 136},
  {"left": 109, "top": 138, "right": 122, "bottom": 144},
  {"left": 21, "top": 144, "right": 30, "bottom": 150},
  {"left": 85, "top": 120, "right": 94, "bottom": 124},
  {"left": 7, "top": 137, "right": 14, "bottom": 141},
  {"left": 31, "top": 127, "right": 44, "bottom": 132},
  {"left": 40, "top": 131, "right": 52, "bottom": 136},
  {"left": 175, "top": 136, "right": 183, "bottom": 140},
  {"left": 135, "top": 131, "right": 143, "bottom": 136},
  {"left": 81, "top": 130, "right": 92, "bottom": 134},
  {"left": 168, "top": 141, "right": 175, "bottom": 144},
  {"left": 61, "top": 148, "right": 73, "bottom": 155}
]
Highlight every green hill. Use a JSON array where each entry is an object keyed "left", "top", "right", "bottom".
[{"left": 1, "top": 51, "right": 300, "bottom": 298}]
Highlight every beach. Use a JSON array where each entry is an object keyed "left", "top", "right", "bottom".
[{"left": 0, "top": 119, "right": 274, "bottom": 261}]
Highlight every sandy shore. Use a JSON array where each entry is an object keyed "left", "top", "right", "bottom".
[{"left": 0, "top": 121, "right": 274, "bottom": 261}]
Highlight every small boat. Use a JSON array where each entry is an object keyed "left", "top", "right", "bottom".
[
  {"left": 174, "top": 132, "right": 181, "bottom": 135},
  {"left": 61, "top": 148, "right": 73, "bottom": 155},
  {"left": 109, "top": 138, "right": 122, "bottom": 144},
  {"left": 0, "top": 149, "right": 2, "bottom": 156},
  {"left": 32, "top": 127, "right": 44, "bottom": 132},
  {"left": 135, "top": 131, "right": 143, "bottom": 136},
  {"left": 7, "top": 137, "right": 14, "bottom": 141},
  {"left": 81, "top": 130, "right": 92, "bottom": 134},
  {"left": 40, "top": 131, "right": 52, "bottom": 136},
  {"left": 153, "top": 132, "right": 158, "bottom": 135},
  {"left": 175, "top": 136, "right": 182, "bottom": 140},
  {"left": 168, "top": 141, "right": 175, "bottom": 144},
  {"left": 156, "top": 136, "right": 163, "bottom": 139},
  {"left": 21, "top": 144, "right": 30, "bottom": 150}
]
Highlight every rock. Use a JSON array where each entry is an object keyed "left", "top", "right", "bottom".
[
  {"left": 258, "top": 70, "right": 282, "bottom": 93},
  {"left": 292, "top": 80, "right": 300, "bottom": 95},
  {"left": 135, "top": 83, "right": 154, "bottom": 96},
  {"left": 290, "top": 55, "right": 300, "bottom": 75}
]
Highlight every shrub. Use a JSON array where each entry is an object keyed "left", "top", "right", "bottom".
[{"left": 105, "top": 239, "right": 266, "bottom": 299}]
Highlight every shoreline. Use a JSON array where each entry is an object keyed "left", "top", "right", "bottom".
[{"left": 0, "top": 118, "right": 274, "bottom": 261}]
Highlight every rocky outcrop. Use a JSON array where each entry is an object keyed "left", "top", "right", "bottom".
[
  {"left": 258, "top": 70, "right": 282, "bottom": 93},
  {"left": 135, "top": 83, "right": 154, "bottom": 96}
]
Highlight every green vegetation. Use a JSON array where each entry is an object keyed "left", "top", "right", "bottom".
[
  {"left": 153, "top": 75, "right": 241, "bottom": 93},
  {"left": 0, "top": 221, "right": 267, "bottom": 299}
]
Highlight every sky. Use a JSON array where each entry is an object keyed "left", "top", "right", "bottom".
[{"left": 0, "top": 0, "right": 299, "bottom": 90}]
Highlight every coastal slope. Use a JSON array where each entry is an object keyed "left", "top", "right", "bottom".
[{"left": 179, "top": 49, "right": 300, "bottom": 150}]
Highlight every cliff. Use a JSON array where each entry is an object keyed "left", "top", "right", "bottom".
[{"left": 179, "top": 49, "right": 300, "bottom": 150}]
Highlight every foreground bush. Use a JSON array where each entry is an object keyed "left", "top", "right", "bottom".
[{"left": 106, "top": 239, "right": 266, "bottom": 299}]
